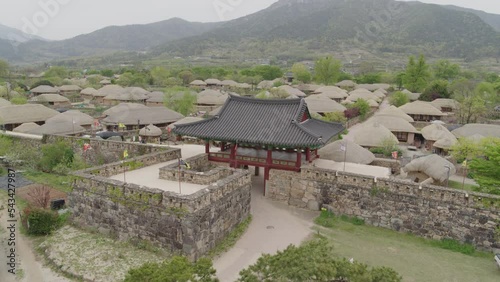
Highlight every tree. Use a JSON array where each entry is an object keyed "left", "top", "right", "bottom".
[
  {"left": 390, "top": 91, "right": 410, "bottom": 107},
  {"left": 252, "top": 65, "right": 283, "bottom": 81},
  {"left": 31, "top": 80, "right": 55, "bottom": 88},
  {"left": 356, "top": 73, "right": 382, "bottom": 84},
  {"left": 124, "top": 256, "right": 218, "bottom": 282},
  {"left": 0, "top": 59, "right": 9, "bottom": 78},
  {"left": 178, "top": 70, "right": 194, "bottom": 85},
  {"left": 469, "top": 138, "right": 500, "bottom": 195},
  {"left": 352, "top": 99, "right": 370, "bottom": 119},
  {"left": 291, "top": 63, "right": 312, "bottom": 83},
  {"left": 419, "top": 80, "right": 451, "bottom": 101},
  {"left": 44, "top": 66, "right": 68, "bottom": 79},
  {"left": 403, "top": 55, "right": 430, "bottom": 92},
  {"left": 117, "top": 72, "right": 149, "bottom": 87},
  {"left": 450, "top": 138, "right": 481, "bottom": 162},
  {"left": 451, "top": 79, "right": 487, "bottom": 124},
  {"left": 322, "top": 112, "right": 347, "bottom": 123},
  {"left": 433, "top": 60, "right": 460, "bottom": 81},
  {"left": 164, "top": 87, "right": 197, "bottom": 116},
  {"left": 237, "top": 239, "right": 401, "bottom": 282},
  {"left": 314, "top": 56, "right": 342, "bottom": 85},
  {"left": 150, "top": 66, "right": 171, "bottom": 86},
  {"left": 379, "top": 137, "right": 400, "bottom": 157},
  {"left": 38, "top": 141, "right": 75, "bottom": 173}
]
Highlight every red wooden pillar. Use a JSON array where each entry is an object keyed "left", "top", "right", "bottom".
[
  {"left": 296, "top": 149, "right": 302, "bottom": 170},
  {"left": 315, "top": 149, "right": 319, "bottom": 159},
  {"left": 221, "top": 142, "right": 226, "bottom": 152},
  {"left": 205, "top": 141, "right": 210, "bottom": 154},
  {"left": 306, "top": 148, "right": 311, "bottom": 163},
  {"left": 230, "top": 143, "right": 236, "bottom": 168}
]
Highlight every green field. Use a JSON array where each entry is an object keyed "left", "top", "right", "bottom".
[{"left": 315, "top": 217, "right": 499, "bottom": 282}]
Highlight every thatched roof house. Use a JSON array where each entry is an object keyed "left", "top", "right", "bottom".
[
  {"left": 103, "top": 87, "right": 149, "bottom": 105},
  {"left": 58, "top": 85, "right": 82, "bottom": 95},
  {"left": 350, "top": 123, "right": 399, "bottom": 148},
  {"left": 0, "top": 104, "right": 59, "bottom": 130},
  {"left": 146, "top": 91, "right": 165, "bottom": 107},
  {"left": 367, "top": 116, "right": 418, "bottom": 143},
  {"left": 100, "top": 79, "right": 112, "bottom": 85},
  {"left": 13, "top": 123, "right": 41, "bottom": 133},
  {"left": 167, "top": 117, "right": 205, "bottom": 129},
  {"left": 318, "top": 139, "right": 375, "bottom": 164},
  {"left": 102, "top": 107, "right": 184, "bottom": 130},
  {"left": 304, "top": 96, "right": 347, "bottom": 115},
  {"left": 236, "top": 83, "right": 252, "bottom": 89},
  {"left": 80, "top": 87, "right": 98, "bottom": 100},
  {"left": 197, "top": 89, "right": 227, "bottom": 106},
  {"left": 46, "top": 110, "right": 94, "bottom": 128},
  {"left": 356, "top": 83, "right": 391, "bottom": 91},
  {"left": 348, "top": 88, "right": 380, "bottom": 102},
  {"left": 0, "top": 97, "right": 12, "bottom": 107},
  {"left": 433, "top": 138, "right": 457, "bottom": 150},
  {"left": 404, "top": 154, "right": 456, "bottom": 183},
  {"left": 399, "top": 101, "right": 445, "bottom": 121},
  {"left": 375, "top": 105, "right": 414, "bottom": 122},
  {"left": 103, "top": 103, "right": 148, "bottom": 116},
  {"left": 335, "top": 80, "right": 357, "bottom": 89},
  {"left": 139, "top": 124, "right": 163, "bottom": 137},
  {"left": 277, "top": 85, "right": 306, "bottom": 97},
  {"left": 296, "top": 84, "right": 322, "bottom": 93},
  {"left": 28, "top": 120, "right": 86, "bottom": 136},
  {"left": 190, "top": 80, "right": 207, "bottom": 87},
  {"left": 207, "top": 106, "right": 223, "bottom": 117},
  {"left": 220, "top": 80, "right": 238, "bottom": 87},
  {"left": 205, "top": 78, "right": 221, "bottom": 86},
  {"left": 29, "top": 94, "right": 71, "bottom": 107},
  {"left": 30, "top": 85, "right": 59, "bottom": 96},
  {"left": 452, "top": 124, "right": 500, "bottom": 138},
  {"left": 95, "top": 85, "right": 124, "bottom": 104},
  {"left": 367, "top": 99, "right": 380, "bottom": 108},
  {"left": 317, "top": 90, "right": 349, "bottom": 101},
  {"left": 421, "top": 124, "right": 456, "bottom": 141},
  {"left": 402, "top": 89, "right": 421, "bottom": 101},
  {"left": 257, "top": 80, "right": 274, "bottom": 89},
  {"left": 314, "top": 86, "right": 346, "bottom": 94},
  {"left": 431, "top": 98, "right": 460, "bottom": 113},
  {"left": 373, "top": 90, "right": 386, "bottom": 99}
]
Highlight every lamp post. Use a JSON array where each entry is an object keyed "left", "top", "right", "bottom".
[{"left": 444, "top": 165, "right": 451, "bottom": 187}]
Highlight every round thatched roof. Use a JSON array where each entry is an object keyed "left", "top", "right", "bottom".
[
  {"left": 0, "top": 97, "right": 12, "bottom": 107},
  {"left": 237, "top": 83, "right": 252, "bottom": 89},
  {"left": 96, "top": 85, "right": 124, "bottom": 97},
  {"left": 13, "top": 122, "right": 41, "bottom": 133},
  {"left": 31, "top": 85, "right": 59, "bottom": 94},
  {"left": 257, "top": 80, "right": 274, "bottom": 89},
  {"left": 220, "top": 80, "right": 238, "bottom": 87},
  {"left": 0, "top": 104, "right": 59, "bottom": 125},
  {"left": 100, "top": 79, "right": 112, "bottom": 85},
  {"left": 190, "top": 80, "right": 207, "bottom": 86},
  {"left": 351, "top": 123, "right": 399, "bottom": 147},
  {"left": 167, "top": 117, "right": 204, "bottom": 129},
  {"left": 28, "top": 120, "right": 86, "bottom": 136},
  {"left": 103, "top": 107, "right": 184, "bottom": 126},
  {"left": 319, "top": 139, "right": 375, "bottom": 164},
  {"left": 431, "top": 99, "right": 460, "bottom": 110},
  {"left": 124, "top": 87, "right": 150, "bottom": 96},
  {"left": 466, "top": 134, "right": 486, "bottom": 143},
  {"left": 317, "top": 90, "right": 349, "bottom": 99},
  {"left": 375, "top": 105, "right": 414, "bottom": 122},
  {"left": 314, "top": 86, "right": 346, "bottom": 94},
  {"left": 421, "top": 124, "right": 456, "bottom": 141},
  {"left": 46, "top": 110, "right": 94, "bottom": 126},
  {"left": 399, "top": 101, "right": 445, "bottom": 116},
  {"left": 433, "top": 138, "right": 457, "bottom": 150},
  {"left": 103, "top": 103, "right": 148, "bottom": 116},
  {"left": 373, "top": 90, "right": 386, "bottom": 99},
  {"left": 348, "top": 89, "right": 380, "bottom": 102},
  {"left": 29, "top": 94, "right": 70, "bottom": 103},
  {"left": 278, "top": 85, "right": 306, "bottom": 97},
  {"left": 139, "top": 124, "right": 162, "bottom": 137},
  {"left": 367, "top": 99, "right": 380, "bottom": 107},
  {"left": 305, "top": 96, "right": 347, "bottom": 114},
  {"left": 205, "top": 78, "right": 221, "bottom": 85},
  {"left": 451, "top": 124, "right": 500, "bottom": 138},
  {"left": 58, "top": 85, "right": 82, "bottom": 92},
  {"left": 356, "top": 84, "right": 391, "bottom": 91},
  {"left": 404, "top": 154, "right": 456, "bottom": 182},
  {"left": 197, "top": 90, "right": 226, "bottom": 105},
  {"left": 367, "top": 116, "right": 418, "bottom": 133},
  {"left": 80, "top": 87, "right": 98, "bottom": 96},
  {"left": 296, "top": 84, "right": 322, "bottom": 92},
  {"left": 335, "top": 80, "right": 357, "bottom": 88}
]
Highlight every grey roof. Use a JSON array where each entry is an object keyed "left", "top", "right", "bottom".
[
  {"left": 28, "top": 120, "right": 86, "bottom": 136},
  {"left": 173, "top": 95, "right": 345, "bottom": 148},
  {"left": 167, "top": 117, "right": 205, "bottom": 129},
  {"left": 13, "top": 123, "right": 41, "bottom": 133},
  {"left": 30, "top": 85, "right": 59, "bottom": 94},
  {"left": 139, "top": 124, "right": 163, "bottom": 137},
  {"left": 46, "top": 110, "right": 94, "bottom": 126},
  {"left": 103, "top": 107, "right": 184, "bottom": 126},
  {"left": 0, "top": 104, "right": 59, "bottom": 124},
  {"left": 29, "top": 94, "right": 70, "bottom": 103},
  {"left": 0, "top": 97, "right": 12, "bottom": 107}
]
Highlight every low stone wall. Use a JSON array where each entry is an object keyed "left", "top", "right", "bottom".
[
  {"left": 267, "top": 166, "right": 500, "bottom": 250},
  {"left": 70, "top": 154, "right": 251, "bottom": 260},
  {"left": 371, "top": 158, "right": 401, "bottom": 173},
  {"left": 159, "top": 154, "right": 234, "bottom": 185}
]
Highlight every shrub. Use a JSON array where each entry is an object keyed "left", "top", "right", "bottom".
[
  {"left": 344, "top": 107, "right": 360, "bottom": 119},
  {"left": 23, "top": 207, "right": 61, "bottom": 236},
  {"left": 322, "top": 112, "right": 347, "bottom": 123},
  {"left": 353, "top": 99, "right": 370, "bottom": 118},
  {"left": 390, "top": 91, "right": 410, "bottom": 107},
  {"left": 38, "top": 141, "right": 75, "bottom": 173}
]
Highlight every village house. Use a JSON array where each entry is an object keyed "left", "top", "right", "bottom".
[
  {"left": 0, "top": 104, "right": 59, "bottom": 131},
  {"left": 29, "top": 94, "right": 71, "bottom": 108},
  {"left": 399, "top": 101, "right": 446, "bottom": 122},
  {"left": 304, "top": 95, "right": 347, "bottom": 116},
  {"left": 58, "top": 85, "right": 82, "bottom": 96},
  {"left": 431, "top": 98, "right": 460, "bottom": 113},
  {"left": 30, "top": 85, "right": 59, "bottom": 96},
  {"left": 366, "top": 116, "right": 418, "bottom": 144}
]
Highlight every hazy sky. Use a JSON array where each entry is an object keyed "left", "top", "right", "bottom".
[{"left": 0, "top": 0, "right": 499, "bottom": 40}]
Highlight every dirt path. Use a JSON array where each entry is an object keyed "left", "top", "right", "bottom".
[
  {"left": 0, "top": 194, "right": 69, "bottom": 282},
  {"left": 213, "top": 174, "right": 318, "bottom": 282}
]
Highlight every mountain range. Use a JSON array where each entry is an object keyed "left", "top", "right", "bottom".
[{"left": 0, "top": 0, "right": 499, "bottom": 64}]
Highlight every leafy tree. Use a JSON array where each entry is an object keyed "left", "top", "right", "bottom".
[
  {"left": 322, "top": 112, "right": 347, "bottom": 123},
  {"left": 178, "top": 70, "right": 194, "bottom": 85},
  {"left": 403, "top": 55, "right": 430, "bottom": 92},
  {"left": 433, "top": 60, "right": 460, "bottom": 81},
  {"left": 44, "top": 66, "right": 68, "bottom": 80},
  {"left": 395, "top": 72, "right": 405, "bottom": 90},
  {"left": 165, "top": 77, "right": 183, "bottom": 86},
  {"left": 451, "top": 79, "right": 487, "bottom": 124},
  {"left": 10, "top": 96, "right": 27, "bottom": 105},
  {"left": 252, "top": 65, "right": 283, "bottom": 81},
  {"left": 0, "top": 59, "right": 9, "bottom": 78},
  {"left": 151, "top": 66, "right": 171, "bottom": 86},
  {"left": 390, "top": 91, "right": 410, "bottom": 107},
  {"left": 379, "top": 137, "right": 400, "bottom": 157},
  {"left": 419, "top": 80, "right": 451, "bottom": 101},
  {"left": 314, "top": 56, "right": 342, "bottom": 85},
  {"left": 38, "top": 141, "right": 75, "bottom": 173},
  {"left": 356, "top": 73, "right": 382, "bottom": 84},
  {"left": 352, "top": 99, "right": 370, "bottom": 119},
  {"left": 118, "top": 72, "right": 149, "bottom": 87},
  {"left": 237, "top": 239, "right": 401, "bottom": 282},
  {"left": 469, "top": 138, "right": 500, "bottom": 195},
  {"left": 291, "top": 63, "right": 312, "bottom": 83},
  {"left": 450, "top": 138, "right": 481, "bottom": 163},
  {"left": 31, "top": 80, "right": 55, "bottom": 88},
  {"left": 164, "top": 87, "right": 196, "bottom": 116},
  {"left": 100, "top": 69, "right": 114, "bottom": 77},
  {"left": 124, "top": 256, "right": 218, "bottom": 282}
]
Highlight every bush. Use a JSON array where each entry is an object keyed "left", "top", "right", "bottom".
[
  {"left": 23, "top": 207, "right": 62, "bottom": 236},
  {"left": 352, "top": 99, "right": 370, "bottom": 118},
  {"left": 344, "top": 107, "right": 360, "bottom": 119},
  {"left": 38, "top": 141, "right": 75, "bottom": 173},
  {"left": 322, "top": 112, "right": 347, "bottom": 123},
  {"left": 390, "top": 91, "right": 410, "bottom": 107}
]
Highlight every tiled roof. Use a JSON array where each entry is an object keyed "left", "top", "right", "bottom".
[{"left": 173, "top": 95, "right": 345, "bottom": 148}]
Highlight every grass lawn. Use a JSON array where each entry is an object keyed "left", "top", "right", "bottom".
[
  {"left": 449, "top": 180, "right": 479, "bottom": 192},
  {"left": 314, "top": 214, "right": 499, "bottom": 282},
  {"left": 23, "top": 171, "right": 73, "bottom": 193}
]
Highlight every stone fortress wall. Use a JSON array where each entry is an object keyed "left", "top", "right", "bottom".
[{"left": 267, "top": 166, "right": 500, "bottom": 250}]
